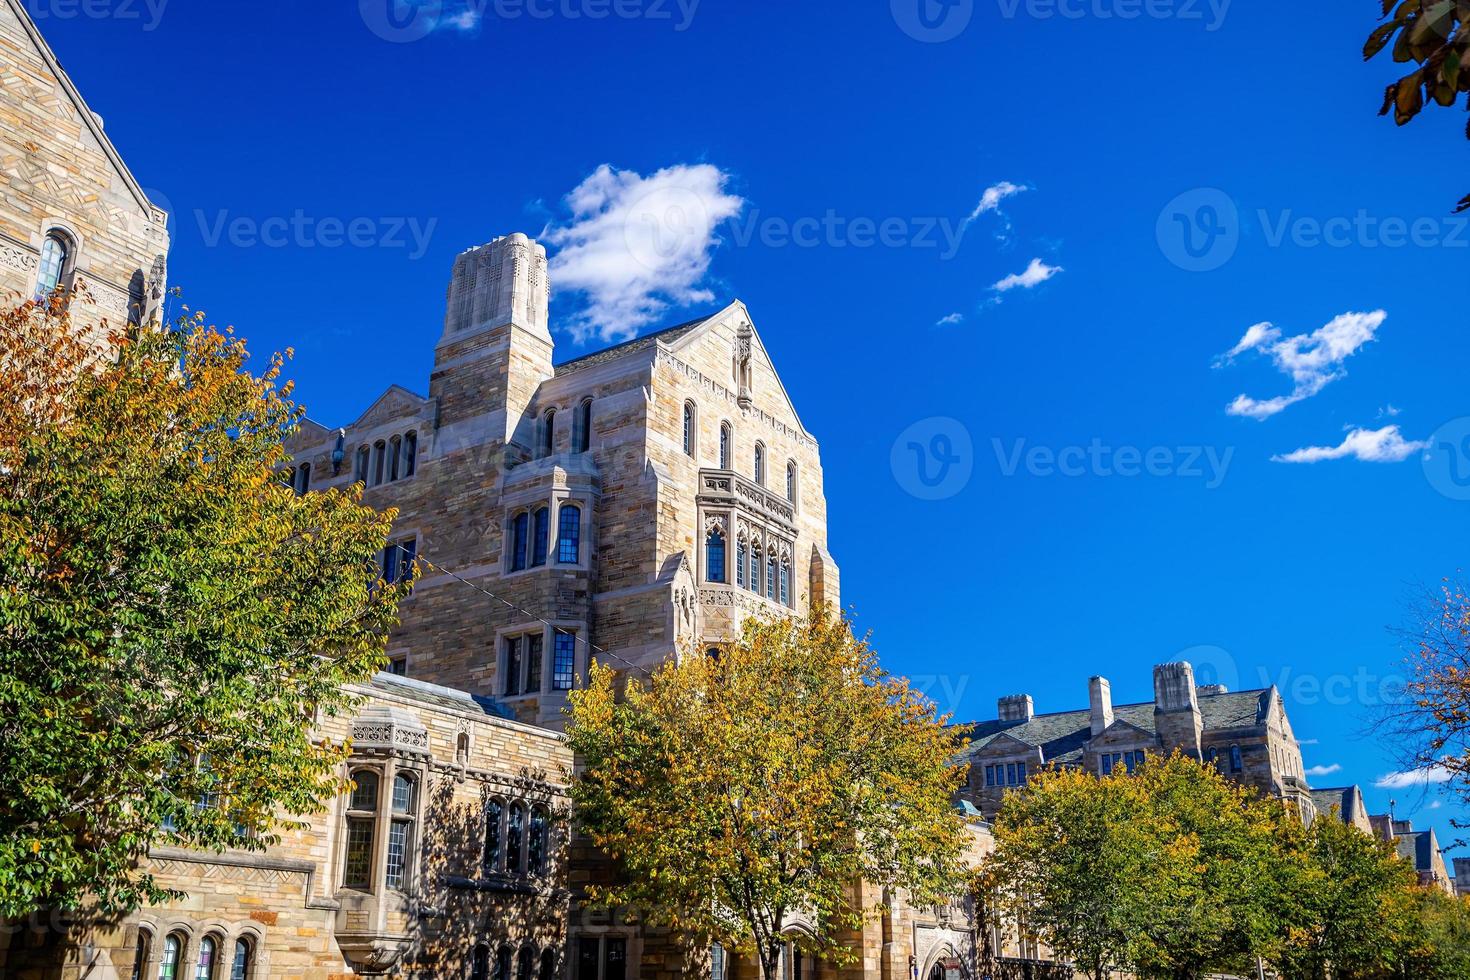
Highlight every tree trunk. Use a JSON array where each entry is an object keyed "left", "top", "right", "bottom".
[{"left": 760, "top": 942, "right": 783, "bottom": 980}]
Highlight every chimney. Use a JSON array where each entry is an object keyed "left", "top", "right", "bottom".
[
  {"left": 998, "top": 694, "right": 1034, "bottom": 723},
  {"left": 1153, "top": 662, "right": 1203, "bottom": 759},
  {"left": 1089, "top": 676, "right": 1114, "bottom": 738}
]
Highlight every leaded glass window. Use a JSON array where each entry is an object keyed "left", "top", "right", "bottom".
[
  {"left": 558, "top": 505, "right": 581, "bottom": 564},
  {"left": 552, "top": 631, "right": 576, "bottom": 691}
]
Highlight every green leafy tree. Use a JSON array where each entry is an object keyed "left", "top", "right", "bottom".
[
  {"left": 1390, "top": 886, "right": 1470, "bottom": 979},
  {"left": 0, "top": 298, "right": 406, "bottom": 917},
  {"left": 565, "top": 611, "right": 971, "bottom": 980},
  {"left": 1365, "top": 1, "right": 1470, "bottom": 212}
]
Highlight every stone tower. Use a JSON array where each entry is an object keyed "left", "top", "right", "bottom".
[{"left": 1153, "top": 661, "right": 1204, "bottom": 759}]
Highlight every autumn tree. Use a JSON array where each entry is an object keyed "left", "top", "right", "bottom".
[
  {"left": 0, "top": 297, "right": 406, "bottom": 917},
  {"left": 564, "top": 610, "right": 972, "bottom": 980},
  {"left": 1365, "top": 0, "right": 1470, "bottom": 212}
]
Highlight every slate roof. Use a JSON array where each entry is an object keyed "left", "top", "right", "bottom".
[
  {"left": 957, "top": 689, "right": 1272, "bottom": 766},
  {"left": 365, "top": 671, "right": 515, "bottom": 720},
  {"left": 553, "top": 315, "right": 712, "bottom": 377},
  {"left": 1309, "top": 786, "right": 1362, "bottom": 822},
  {"left": 1396, "top": 830, "right": 1436, "bottom": 872}
]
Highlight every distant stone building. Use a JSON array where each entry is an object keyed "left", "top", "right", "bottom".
[
  {"left": 958, "top": 662, "right": 1316, "bottom": 822},
  {"left": 1454, "top": 857, "right": 1470, "bottom": 899},
  {"left": 1370, "top": 816, "right": 1455, "bottom": 895},
  {"left": 0, "top": 0, "right": 167, "bottom": 334}
]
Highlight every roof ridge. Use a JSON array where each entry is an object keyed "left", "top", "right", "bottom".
[{"left": 553, "top": 314, "right": 714, "bottom": 370}]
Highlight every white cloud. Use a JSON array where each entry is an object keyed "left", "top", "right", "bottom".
[
  {"left": 992, "top": 258, "right": 1062, "bottom": 294},
  {"left": 542, "top": 163, "right": 744, "bottom": 343},
  {"left": 1271, "top": 425, "right": 1429, "bottom": 465},
  {"left": 1305, "top": 763, "right": 1343, "bottom": 778},
  {"left": 963, "top": 181, "right": 1028, "bottom": 226},
  {"left": 1217, "top": 310, "right": 1387, "bottom": 420},
  {"left": 1430, "top": 800, "right": 1443, "bottom": 809},
  {"left": 442, "top": 8, "right": 482, "bottom": 30},
  {"left": 1374, "top": 764, "right": 1456, "bottom": 789},
  {"left": 1378, "top": 404, "right": 1402, "bottom": 418},
  {"left": 936, "top": 313, "right": 965, "bottom": 327}
]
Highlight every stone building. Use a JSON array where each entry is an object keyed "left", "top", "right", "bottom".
[
  {"left": 1454, "top": 857, "right": 1470, "bottom": 899},
  {"left": 957, "top": 662, "right": 1316, "bottom": 822},
  {"left": 1370, "top": 816, "right": 1455, "bottom": 895},
  {"left": 0, "top": 0, "right": 168, "bottom": 334}
]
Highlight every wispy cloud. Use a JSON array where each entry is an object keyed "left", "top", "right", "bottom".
[
  {"left": 936, "top": 313, "right": 965, "bottom": 327},
  {"left": 542, "top": 163, "right": 744, "bottom": 343},
  {"left": 1271, "top": 425, "right": 1429, "bottom": 464},
  {"left": 961, "top": 180, "right": 1029, "bottom": 235},
  {"left": 1378, "top": 404, "right": 1402, "bottom": 419},
  {"left": 1305, "top": 763, "right": 1342, "bottom": 778},
  {"left": 992, "top": 258, "right": 1062, "bottom": 294},
  {"left": 1375, "top": 764, "right": 1456, "bottom": 789},
  {"left": 1216, "top": 310, "right": 1387, "bottom": 420}
]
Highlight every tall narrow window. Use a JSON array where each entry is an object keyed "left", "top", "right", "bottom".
[
  {"left": 295, "top": 462, "right": 311, "bottom": 495},
  {"left": 355, "top": 446, "right": 369, "bottom": 484},
  {"left": 1230, "top": 745, "right": 1243, "bottom": 773},
  {"left": 706, "top": 527, "right": 726, "bottom": 583},
  {"left": 766, "top": 551, "right": 777, "bottom": 600},
  {"left": 506, "top": 803, "right": 525, "bottom": 873},
  {"left": 510, "top": 513, "right": 529, "bottom": 572},
  {"left": 518, "top": 947, "right": 535, "bottom": 980},
  {"left": 504, "top": 636, "right": 523, "bottom": 697},
  {"left": 779, "top": 556, "right": 790, "bottom": 606},
  {"left": 577, "top": 399, "right": 593, "bottom": 453},
  {"left": 683, "top": 402, "right": 696, "bottom": 457},
  {"left": 497, "top": 947, "right": 514, "bottom": 980},
  {"left": 531, "top": 507, "right": 550, "bottom": 567},
  {"left": 557, "top": 505, "right": 581, "bottom": 564},
  {"left": 389, "top": 435, "right": 402, "bottom": 482},
  {"left": 749, "top": 539, "right": 763, "bottom": 594},
  {"left": 786, "top": 461, "right": 797, "bottom": 503},
  {"left": 229, "top": 939, "right": 251, "bottom": 980},
  {"left": 711, "top": 945, "right": 725, "bottom": 980},
  {"left": 158, "top": 933, "right": 183, "bottom": 980},
  {"left": 385, "top": 773, "right": 415, "bottom": 890},
  {"left": 525, "top": 633, "right": 544, "bottom": 694},
  {"left": 754, "top": 443, "right": 766, "bottom": 485},
  {"left": 719, "top": 422, "right": 731, "bottom": 469},
  {"left": 372, "top": 440, "right": 387, "bottom": 486},
  {"left": 552, "top": 631, "right": 576, "bottom": 691},
  {"left": 344, "top": 770, "right": 379, "bottom": 889},
  {"left": 484, "top": 798, "right": 504, "bottom": 871},
  {"left": 132, "top": 930, "right": 153, "bottom": 980},
  {"left": 539, "top": 950, "right": 557, "bottom": 980},
  {"left": 35, "top": 231, "right": 69, "bottom": 300},
  {"left": 403, "top": 431, "right": 417, "bottom": 477},
  {"left": 383, "top": 538, "right": 416, "bottom": 585},
  {"left": 472, "top": 947, "right": 491, "bottom": 980},
  {"left": 541, "top": 410, "right": 556, "bottom": 458},
  {"left": 736, "top": 536, "right": 747, "bottom": 588},
  {"left": 577, "top": 939, "right": 600, "bottom": 980},
  {"left": 195, "top": 936, "right": 216, "bottom": 980},
  {"left": 528, "top": 805, "right": 549, "bottom": 874},
  {"left": 605, "top": 938, "right": 627, "bottom": 980}
]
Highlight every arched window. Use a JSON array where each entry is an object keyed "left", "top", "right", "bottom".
[
  {"left": 557, "top": 505, "right": 581, "bottom": 565},
  {"left": 228, "top": 938, "right": 251, "bottom": 980},
  {"left": 496, "top": 947, "right": 514, "bottom": 980},
  {"left": 354, "top": 446, "right": 369, "bottom": 484},
  {"left": 131, "top": 929, "right": 153, "bottom": 980},
  {"left": 456, "top": 732, "right": 470, "bottom": 765},
  {"left": 528, "top": 804, "right": 549, "bottom": 875},
  {"left": 736, "top": 534, "right": 747, "bottom": 589},
  {"left": 786, "top": 461, "right": 797, "bottom": 504},
  {"left": 577, "top": 399, "right": 593, "bottom": 454},
  {"left": 506, "top": 803, "right": 525, "bottom": 873},
  {"left": 683, "top": 402, "right": 697, "bottom": 457},
  {"left": 719, "top": 422, "right": 731, "bottom": 469},
  {"left": 780, "top": 555, "right": 790, "bottom": 607},
  {"left": 766, "top": 550, "right": 777, "bottom": 601},
  {"left": 344, "top": 769, "right": 379, "bottom": 889},
  {"left": 35, "top": 231, "right": 70, "bottom": 300},
  {"left": 388, "top": 436, "right": 402, "bottom": 482},
  {"left": 541, "top": 410, "right": 556, "bottom": 458},
  {"left": 195, "top": 936, "right": 217, "bottom": 980},
  {"left": 706, "top": 526, "right": 726, "bottom": 584},
  {"left": 749, "top": 536, "right": 763, "bottom": 594},
  {"left": 472, "top": 946, "right": 491, "bottom": 980},
  {"left": 754, "top": 443, "right": 766, "bottom": 485},
  {"left": 403, "top": 431, "right": 417, "bottom": 477},
  {"left": 372, "top": 440, "right": 387, "bottom": 486},
  {"left": 158, "top": 933, "right": 184, "bottom": 980},
  {"left": 1229, "top": 745, "right": 1243, "bottom": 773},
  {"left": 386, "top": 772, "right": 416, "bottom": 890},
  {"left": 531, "top": 507, "right": 550, "bottom": 568},
  {"left": 295, "top": 462, "right": 311, "bottom": 496},
  {"left": 510, "top": 512, "right": 529, "bottom": 572},
  {"left": 539, "top": 949, "right": 557, "bottom": 980},
  {"left": 518, "top": 946, "right": 536, "bottom": 980},
  {"left": 484, "top": 798, "right": 504, "bottom": 871}
]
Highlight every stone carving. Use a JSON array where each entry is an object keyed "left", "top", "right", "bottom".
[
  {"left": 734, "top": 322, "right": 754, "bottom": 409},
  {"left": 0, "top": 239, "right": 38, "bottom": 275},
  {"left": 143, "top": 253, "right": 166, "bottom": 326}
]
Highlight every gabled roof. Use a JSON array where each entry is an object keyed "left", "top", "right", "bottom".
[
  {"left": 959, "top": 689, "right": 1272, "bottom": 767},
  {"left": 1309, "top": 786, "right": 1362, "bottom": 823},
  {"left": 554, "top": 315, "right": 712, "bottom": 376},
  {"left": 2, "top": 0, "right": 159, "bottom": 219},
  {"left": 1395, "top": 829, "right": 1437, "bottom": 872}
]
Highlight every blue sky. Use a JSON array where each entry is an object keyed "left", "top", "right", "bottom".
[{"left": 43, "top": 0, "right": 1469, "bottom": 843}]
